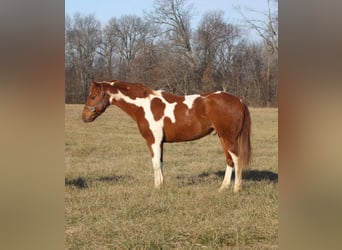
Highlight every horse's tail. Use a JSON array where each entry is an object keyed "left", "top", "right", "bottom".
[{"left": 238, "top": 101, "right": 252, "bottom": 170}]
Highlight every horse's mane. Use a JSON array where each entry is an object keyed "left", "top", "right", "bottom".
[{"left": 107, "top": 79, "right": 153, "bottom": 98}]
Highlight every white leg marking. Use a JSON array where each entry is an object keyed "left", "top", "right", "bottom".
[
  {"left": 152, "top": 156, "right": 163, "bottom": 188},
  {"left": 228, "top": 151, "right": 241, "bottom": 193},
  {"left": 150, "top": 128, "right": 164, "bottom": 188},
  {"left": 219, "top": 164, "right": 233, "bottom": 192}
]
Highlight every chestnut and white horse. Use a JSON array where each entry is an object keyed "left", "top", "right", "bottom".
[{"left": 82, "top": 80, "right": 251, "bottom": 192}]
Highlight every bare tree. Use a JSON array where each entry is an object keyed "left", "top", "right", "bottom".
[
  {"left": 237, "top": 0, "right": 278, "bottom": 106},
  {"left": 237, "top": 0, "right": 278, "bottom": 54},
  {"left": 65, "top": 1, "right": 278, "bottom": 106},
  {"left": 65, "top": 13, "right": 101, "bottom": 102},
  {"left": 195, "top": 11, "right": 240, "bottom": 92},
  {"left": 104, "top": 15, "right": 156, "bottom": 80},
  {"left": 151, "top": 0, "right": 195, "bottom": 67},
  {"left": 196, "top": 11, "right": 226, "bottom": 73},
  {"left": 148, "top": 0, "right": 201, "bottom": 94},
  {"left": 97, "top": 23, "right": 118, "bottom": 80}
]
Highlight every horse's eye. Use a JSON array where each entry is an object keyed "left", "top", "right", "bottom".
[{"left": 90, "top": 96, "right": 96, "bottom": 100}]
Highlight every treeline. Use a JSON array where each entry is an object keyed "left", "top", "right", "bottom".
[{"left": 65, "top": 0, "right": 278, "bottom": 106}]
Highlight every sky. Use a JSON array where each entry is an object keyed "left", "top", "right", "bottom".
[{"left": 65, "top": 0, "right": 277, "bottom": 41}]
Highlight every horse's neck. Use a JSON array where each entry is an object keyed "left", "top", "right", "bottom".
[
  {"left": 109, "top": 88, "right": 148, "bottom": 122},
  {"left": 113, "top": 99, "right": 143, "bottom": 122}
]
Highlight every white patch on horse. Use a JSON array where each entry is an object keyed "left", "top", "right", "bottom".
[
  {"left": 152, "top": 91, "right": 176, "bottom": 123},
  {"left": 109, "top": 81, "right": 115, "bottom": 86},
  {"left": 206, "top": 91, "right": 222, "bottom": 98},
  {"left": 183, "top": 94, "right": 200, "bottom": 109},
  {"left": 110, "top": 90, "right": 155, "bottom": 122},
  {"left": 152, "top": 90, "right": 162, "bottom": 96},
  {"left": 163, "top": 101, "right": 176, "bottom": 123}
]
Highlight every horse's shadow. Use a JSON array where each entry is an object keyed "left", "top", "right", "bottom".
[
  {"left": 65, "top": 170, "right": 278, "bottom": 189},
  {"left": 177, "top": 169, "right": 278, "bottom": 186},
  {"left": 65, "top": 175, "right": 134, "bottom": 189},
  {"left": 215, "top": 169, "right": 278, "bottom": 183}
]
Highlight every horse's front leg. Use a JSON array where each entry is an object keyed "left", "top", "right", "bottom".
[
  {"left": 150, "top": 140, "right": 164, "bottom": 189},
  {"left": 139, "top": 121, "right": 164, "bottom": 189}
]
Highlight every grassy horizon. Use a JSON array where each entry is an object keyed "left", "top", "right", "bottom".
[{"left": 65, "top": 105, "right": 278, "bottom": 249}]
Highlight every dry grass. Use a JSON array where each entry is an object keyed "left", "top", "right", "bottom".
[{"left": 65, "top": 105, "right": 278, "bottom": 249}]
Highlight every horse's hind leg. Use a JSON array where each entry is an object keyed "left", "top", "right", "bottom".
[
  {"left": 218, "top": 137, "right": 234, "bottom": 192},
  {"left": 218, "top": 137, "right": 241, "bottom": 193},
  {"left": 219, "top": 163, "right": 233, "bottom": 192},
  {"left": 229, "top": 150, "right": 242, "bottom": 193}
]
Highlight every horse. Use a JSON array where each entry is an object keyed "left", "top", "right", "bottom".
[{"left": 82, "top": 79, "right": 251, "bottom": 192}]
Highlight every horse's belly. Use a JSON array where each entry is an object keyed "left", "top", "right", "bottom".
[{"left": 163, "top": 121, "right": 213, "bottom": 142}]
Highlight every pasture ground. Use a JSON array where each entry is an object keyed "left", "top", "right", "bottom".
[{"left": 65, "top": 105, "right": 278, "bottom": 249}]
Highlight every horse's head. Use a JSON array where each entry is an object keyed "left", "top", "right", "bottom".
[{"left": 82, "top": 81, "right": 110, "bottom": 122}]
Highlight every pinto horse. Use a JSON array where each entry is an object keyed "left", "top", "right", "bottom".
[{"left": 82, "top": 80, "right": 251, "bottom": 192}]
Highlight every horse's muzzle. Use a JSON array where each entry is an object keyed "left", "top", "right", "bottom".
[
  {"left": 83, "top": 117, "right": 94, "bottom": 123},
  {"left": 82, "top": 110, "right": 95, "bottom": 123}
]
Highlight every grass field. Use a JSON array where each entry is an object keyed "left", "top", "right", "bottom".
[{"left": 65, "top": 104, "right": 278, "bottom": 249}]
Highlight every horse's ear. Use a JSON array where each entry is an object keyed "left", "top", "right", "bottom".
[{"left": 91, "top": 80, "right": 100, "bottom": 87}]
